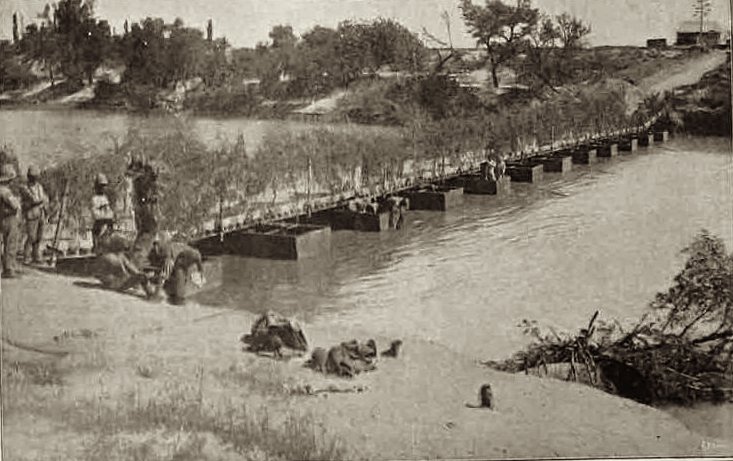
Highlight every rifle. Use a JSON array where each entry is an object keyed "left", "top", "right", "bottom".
[{"left": 50, "top": 180, "right": 69, "bottom": 265}]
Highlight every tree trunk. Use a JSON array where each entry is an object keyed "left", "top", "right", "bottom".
[
  {"left": 491, "top": 65, "right": 499, "bottom": 89},
  {"left": 487, "top": 51, "right": 500, "bottom": 89}
]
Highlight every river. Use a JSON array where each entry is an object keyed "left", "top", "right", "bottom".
[
  {"left": 0, "top": 108, "right": 393, "bottom": 169},
  {"left": 3, "top": 109, "right": 732, "bottom": 441}
]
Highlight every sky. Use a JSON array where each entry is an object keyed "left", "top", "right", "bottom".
[{"left": 1, "top": 0, "right": 731, "bottom": 48}]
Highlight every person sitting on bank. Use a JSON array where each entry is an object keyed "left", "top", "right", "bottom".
[
  {"left": 0, "top": 164, "right": 22, "bottom": 278},
  {"left": 20, "top": 165, "right": 48, "bottom": 264},
  {"left": 91, "top": 173, "right": 115, "bottom": 253},
  {"left": 493, "top": 153, "right": 506, "bottom": 179},
  {"left": 144, "top": 232, "right": 205, "bottom": 305}
]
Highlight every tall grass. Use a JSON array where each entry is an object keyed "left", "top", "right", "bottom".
[
  {"left": 3, "top": 361, "right": 347, "bottom": 461},
  {"left": 36, "top": 77, "right": 638, "bottom": 238},
  {"left": 75, "top": 378, "right": 346, "bottom": 461}
]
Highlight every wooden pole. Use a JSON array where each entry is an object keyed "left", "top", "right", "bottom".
[
  {"left": 51, "top": 180, "right": 69, "bottom": 264},
  {"left": 306, "top": 156, "right": 312, "bottom": 218}
]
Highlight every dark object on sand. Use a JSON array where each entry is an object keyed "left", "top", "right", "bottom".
[
  {"left": 381, "top": 339, "right": 403, "bottom": 358},
  {"left": 466, "top": 383, "right": 494, "bottom": 409},
  {"left": 325, "top": 341, "right": 377, "bottom": 378},
  {"left": 307, "top": 338, "right": 380, "bottom": 378},
  {"left": 241, "top": 312, "right": 308, "bottom": 358},
  {"left": 306, "top": 347, "right": 329, "bottom": 372},
  {"left": 479, "top": 383, "right": 494, "bottom": 409},
  {"left": 242, "top": 333, "right": 284, "bottom": 358}
]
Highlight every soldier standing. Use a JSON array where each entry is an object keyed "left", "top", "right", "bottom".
[
  {"left": 91, "top": 173, "right": 115, "bottom": 252},
  {"left": 0, "top": 164, "right": 22, "bottom": 278},
  {"left": 20, "top": 165, "right": 49, "bottom": 264}
]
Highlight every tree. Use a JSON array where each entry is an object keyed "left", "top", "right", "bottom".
[
  {"left": 556, "top": 13, "right": 591, "bottom": 50},
  {"left": 166, "top": 19, "right": 208, "bottom": 83},
  {"left": 523, "top": 14, "right": 561, "bottom": 91},
  {"left": 54, "top": 0, "right": 111, "bottom": 84},
  {"left": 125, "top": 18, "right": 167, "bottom": 87},
  {"left": 422, "top": 11, "right": 461, "bottom": 75},
  {"left": 207, "top": 19, "right": 213, "bottom": 42},
  {"left": 291, "top": 26, "right": 342, "bottom": 96},
  {"left": 651, "top": 230, "right": 732, "bottom": 339},
  {"left": 12, "top": 13, "right": 19, "bottom": 43},
  {"left": 269, "top": 24, "right": 297, "bottom": 49},
  {"left": 692, "top": 0, "right": 712, "bottom": 45},
  {"left": 460, "top": 0, "right": 539, "bottom": 89},
  {"left": 20, "top": 22, "right": 60, "bottom": 86},
  {"left": 368, "top": 18, "right": 425, "bottom": 72},
  {"left": 80, "top": 18, "right": 111, "bottom": 84}
]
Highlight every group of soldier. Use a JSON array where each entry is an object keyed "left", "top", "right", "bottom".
[
  {"left": 0, "top": 153, "right": 204, "bottom": 305},
  {"left": 0, "top": 163, "right": 49, "bottom": 278}
]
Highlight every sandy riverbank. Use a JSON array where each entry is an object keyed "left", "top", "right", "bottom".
[{"left": 2, "top": 269, "right": 731, "bottom": 460}]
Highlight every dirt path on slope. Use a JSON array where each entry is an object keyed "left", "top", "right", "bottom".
[{"left": 640, "top": 50, "right": 729, "bottom": 95}]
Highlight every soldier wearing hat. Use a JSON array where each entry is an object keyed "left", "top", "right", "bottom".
[
  {"left": 126, "top": 153, "right": 161, "bottom": 237},
  {"left": 0, "top": 164, "right": 22, "bottom": 278},
  {"left": 91, "top": 172, "right": 115, "bottom": 252},
  {"left": 20, "top": 165, "right": 49, "bottom": 264}
]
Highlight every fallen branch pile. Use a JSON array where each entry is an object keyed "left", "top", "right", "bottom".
[{"left": 485, "top": 231, "right": 733, "bottom": 406}]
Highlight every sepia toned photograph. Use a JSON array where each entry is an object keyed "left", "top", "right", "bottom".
[{"left": 0, "top": 0, "right": 731, "bottom": 459}]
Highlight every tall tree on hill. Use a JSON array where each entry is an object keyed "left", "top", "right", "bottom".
[
  {"left": 125, "top": 18, "right": 167, "bottom": 87},
  {"left": 54, "top": 0, "right": 111, "bottom": 84},
  {"left": 20, "top": 21, "right": 60, "bottom": 86},
  {"left": 422, "top": 10, "right": 461, "bottom": 75},
  {"left": 207, "top": 19, "right": 213, "bottom": 42},
  {"left": 269, "top": 24, "right": 297, "bottom": 78},
  {"left": 524, "top": 14, "right": 561, "bottom": 91},
  {"left": 460, "top": 0, "right": 539, "bottom": 89},
  {"left": 167, "top": 19, "right": 208, "bottom": 83},
  {"left": 556, "top": 13, "right": 591, "bottom": 50},
  {"left": 12, "top": 13, "right": 19, "bottom": 43}
]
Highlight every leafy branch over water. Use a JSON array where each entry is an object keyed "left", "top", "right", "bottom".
[{"left": 485, "top": 231, "right": 733, "bottom": 405}]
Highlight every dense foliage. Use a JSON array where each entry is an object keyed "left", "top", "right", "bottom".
[{"left": 1, "top": 0, "right": 428, "bottom": 107}]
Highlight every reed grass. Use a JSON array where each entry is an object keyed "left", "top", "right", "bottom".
[{"left": 34, "top": 79, "right": 637, "bottom": 238}]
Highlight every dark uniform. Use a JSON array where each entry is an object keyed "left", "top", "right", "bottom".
[
  {"left": 91, "top": 173, "right": 115, "bottom": 253},
  {"left": 0, "top": 164, "right": 21, "bottom": 278},
  {"left": 146, "top": 238, "right": 204, "bottom": 305},
  {"left": 127, "top": 156, "right": 161, "bottom": 237},
  {"left": 20, "top": 166, "right": 48, "bottom": 263}
]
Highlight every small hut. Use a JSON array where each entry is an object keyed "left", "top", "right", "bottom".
[{"left": 675, "top": 20, "right": 723, "bottom": 47}]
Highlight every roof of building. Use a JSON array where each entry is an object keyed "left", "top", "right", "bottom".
[{"left": 677, "top": 20, "right": 724, "bottom": 33}]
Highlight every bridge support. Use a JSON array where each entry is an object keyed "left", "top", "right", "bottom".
[
  {"left": 653, "top": 130, "right": 669, "bottom": 142},
  {"left": 595, "top": 142, "right": 618, "bottom": 158},
  {"left": 506, "top": 163, "right": 545, "bottom": 183},
  {"left": 619, "top": 137, "right": 638, "bottom": 153},
  {"left": 405, "top": 186, "right": 464, "bottom": 211}
]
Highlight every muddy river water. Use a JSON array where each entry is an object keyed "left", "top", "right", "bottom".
[{"left": 2, "top": 109, "right": 732, "bottom": 441}]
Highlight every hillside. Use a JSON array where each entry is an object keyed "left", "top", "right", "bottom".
[{"left": 670, "top": 52, "right": 732, "bottom": 136}]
